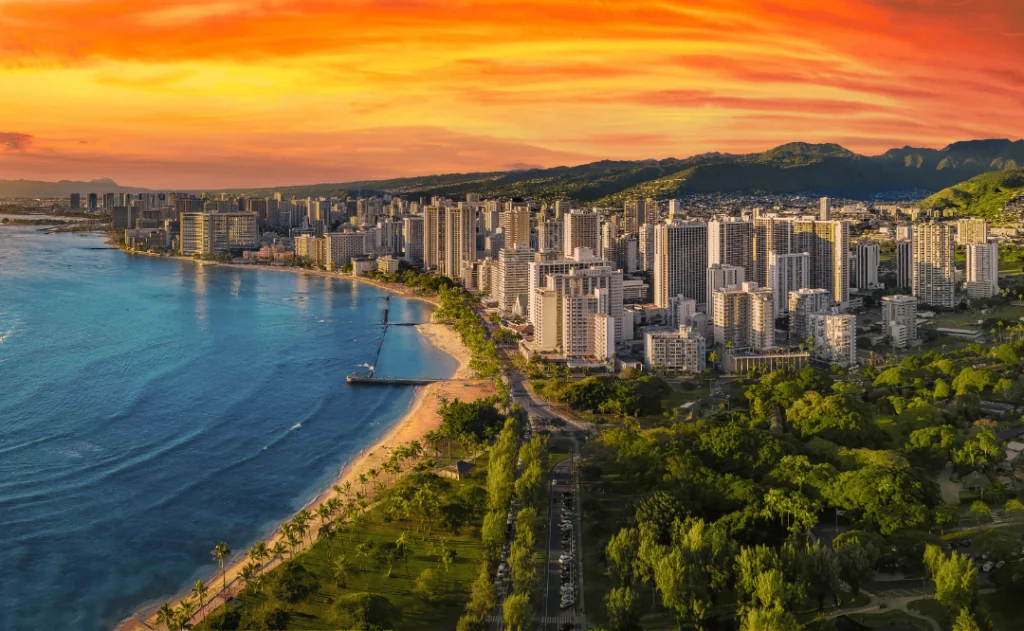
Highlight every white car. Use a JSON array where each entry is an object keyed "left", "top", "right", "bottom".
[{"left": 982, "top": 562, "right": 994, "bottom": 572}]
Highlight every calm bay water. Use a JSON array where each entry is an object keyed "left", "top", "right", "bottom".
[{"left": 0, "top": 227, "right": 455, "bottom": 630}]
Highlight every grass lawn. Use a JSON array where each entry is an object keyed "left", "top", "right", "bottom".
[
  {"left": 931, "top": 304, "right": 1024, "bottom": 330},
  {"left": 979, "top": 591, "right": 1024, "bottom": 631},
  {"left": 849, "top": 609, "right": 930, "bottom": 630},
  {"left": 907, "top": 598, "right": 950, "bottom": 631},
  {"left": 196, "top": 473, "right": 488, "bottom": 631}
]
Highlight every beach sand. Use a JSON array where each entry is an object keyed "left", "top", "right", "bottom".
[{"left": 116, "top": 305, "right": 493, "bottom": 631}]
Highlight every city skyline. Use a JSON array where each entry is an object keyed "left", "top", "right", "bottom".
[{"left": 2, "top": 0, "right": 1024, "bottom": 188}]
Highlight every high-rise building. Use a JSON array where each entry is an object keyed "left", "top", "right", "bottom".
[
  {"left": 712, "top": 282, "right": 774, "bottom": 350},
  {"left": 912, "top": 222, "right": 956, "bottom": 308},
  {"left": 554, "top": 200, "right": 570, "bottom": 221},
  {"left": 654, "top": 220, "right": 708, "bottom": 309},
  {"left": 600, "top": 222, "right": 618, "bottom": 263},
  {"left": 403, "top": 216, "right": 424, "bottom": 265},
  {"left": 854, "top": 242, "right": 881, "bottom": 290},
  {"left": 806, "top": 313, "right": 856, "bottom": 366},
  {"left": 527, "top": 250, "right": 603, "bottom": 327},
  {"left": 614, "top": 235, "right": 639, "bottom": 274},
  {"left": 896, "top": 239, "right": 913, "bottom": 290},
  {"left": 69, "top": 193, "right": 80, "bottom": 209},
  {"left": 422, "top": 205, "right": 443, "bottom": 271},
  {"left": 819, "top": 197, "right": 832, "bottom": 221},
  {"left": 708, "top": 218, "right": 754, "bottom": 278},
  {"left": 667, "top": 199, "right": 682, "bottom": 220},
  {"left": 896, "top": 224, "right": 912, "bottom": 241},
  {"left": 957, "top": 218, "right": 988, "bottom": 245},
  {"left": 533, "top": 266, "right": 623, "bottom": 355},
  {"left": 792, "top": 219, "right": 850, "bottom": 308},
  {"left": 624, "top": 199, "right": 646, "bottom": 233},
  {"left": 788, "top": 288, "right": 832, "bottom": 344},
  {"left": 563, "top": 211, "right": 601, "bottom": 259},
  {"left": 768, "top": 251, "right": 810, "bottom": 317},
  {"left": 753, "top": 215, "right": 794, "bottom": 287},
  {"left": 502, "top": 206, "right": 531, "bottom": 249},
  {"left": 965, "top": 241, "right": 999, "bottom": 298},
  {"left": 87, "top": 193, "right": 98, "bottom": 212},
  {"left": 639, "top": 223, "right": 656, "bottom": 272},
  {"left": 537, "top": 219, "right": 564, "bottom": 253},
  {"left": 325, "top": 231, "right": 373, "bottom": 268},
  {"left": 179, "top": 212, "right": 258, "bottom": 255},
  {"left": 496, "top": 245, "right": 535, "bottom": 314},
  {"left": 442, "top": 204, "right": 477, "bottom": 280},
  {"left": 644, "top": 326, "right": 706, "bottom": 373},
  {"left": 706, "top": 263, "right": 745, "bottom": 319},
  {"left": 881, "top": 295, "right": 918, "bottom": 348},
  {"left": 755, "top": 215, "right": 848, "bottom": 307}
]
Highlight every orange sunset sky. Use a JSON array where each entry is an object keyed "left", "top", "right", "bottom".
[{"left": 1, "top": 0, "right": 1023, "bottom": 189}]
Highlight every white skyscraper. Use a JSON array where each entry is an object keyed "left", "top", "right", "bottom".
[
  {"left": 965, "top": 241, "right": 999, "bottom": 298},
  {"left": 496, "top": 245, "right": 535, "bottom": 313},
  {"left": 711, "top": 282, "right": 774, "bottom": 350},
  {"left": 768, "top": 251, "right": 810, "bottom": 317},
  {"left": 912, "top": 222, "right": 956, "bottom": 308},
  {"left": 788, "top": 288, "right": 832, "bottom": 344},
  {"left": 806, "top": 313, "right": 856, "bottom": 366}
]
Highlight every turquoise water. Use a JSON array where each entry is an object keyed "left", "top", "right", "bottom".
[{"left": 0, "top": 227, "right": 455, "bottom": 630}]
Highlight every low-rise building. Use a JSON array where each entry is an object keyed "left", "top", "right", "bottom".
[
  {"left": 881, "top": 295, "right": 918, "bottom": 348},
  {"left": 643, "top": 326, "right": 706, "bottom": 373}
]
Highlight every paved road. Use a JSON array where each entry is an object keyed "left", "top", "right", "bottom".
[{"left": 543, "top": 450, "right": 577, "bottom": 631}]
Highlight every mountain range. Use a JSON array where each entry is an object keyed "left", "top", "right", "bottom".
[{"left": 4, "top": 139, "right": 1024, "bottom": 203}]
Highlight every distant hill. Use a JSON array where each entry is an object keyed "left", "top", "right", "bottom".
[
  {"left": 220, "top": 139, "right": 1024, "bottom": 203},
  {"left": 920, "top": 168, "right": 1024, "bottom": 223},
  {"left": 0, "top": 178, "right": 151, "bottom": 198},
  {"left": 6, "top": 139, "right": 1024, "bottom": 202}
]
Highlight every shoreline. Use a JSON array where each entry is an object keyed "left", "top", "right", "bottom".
[
  {"left": 109, "top": 240, "right": 440, "bottom": 308},
  {"left": 114, "top": 254, "right": 491, "bottom": 631}
]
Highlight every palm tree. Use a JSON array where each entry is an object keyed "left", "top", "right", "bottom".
[
  {"left": 211, "top": 541, "right": 231, "bottom": 601},
  {"left": 157, "top": 602, "right": 175, "bottom": 631},
  {"left": 395, "top": 531, "right": 411, "bottom": 576},
  {"left": 191, "top": 580, "right": 208, "bottom": 618},
  {"left": 248, "top": 541, "right": 269, "bottom": 568},
  {"left": 317, "top": 503, "right": 332, "bottom": 529},
  {"left": 270, "top": 540, "right": 288, "bottom": 562},
  {"left": 240, "top": 562, "right": 259, "bottom": 597},
  {"left": 177, "top": 598, "right": 195, "bottom": 630},
  {"left": 358, "top": 472, "right": 368, "bottom": 493},
  {"left": 319, "top": 521, "right": 335, "bottom": 559},
  {"left": 332, "top": 554, "right": 351, "bottom": 587}
]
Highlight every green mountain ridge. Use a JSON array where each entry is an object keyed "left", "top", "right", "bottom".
[
  {"left": 4, "top": 139, "right": 1024, "bottom": 202},
  {"left": 920, "top": 168, "right": 1024, "bottom": 222}
]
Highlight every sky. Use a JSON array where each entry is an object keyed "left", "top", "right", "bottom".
[{"left": 1, "top": 0, "right": 1023, "bottom": 189}]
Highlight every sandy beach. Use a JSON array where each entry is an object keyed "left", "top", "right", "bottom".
[{"left": 115, "top": 278, "right": 493, "bottom": 631}]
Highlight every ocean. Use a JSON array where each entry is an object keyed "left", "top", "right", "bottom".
[{"left": 0, "top": 227, "right": 455, "bottom": 630}]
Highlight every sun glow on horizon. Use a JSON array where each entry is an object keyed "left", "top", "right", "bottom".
[{"left": 1, "top": 0, "right": 1023, "bottom": 188}]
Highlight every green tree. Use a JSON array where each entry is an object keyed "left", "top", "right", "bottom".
[
  {"left": 605, "top": 586, "right": 640, "bottom": 631},
  {"left": 502, "top": 592, "right": 533, "bottom": 631},
  {"left": 606, "top": 527, "right": 640, "bottom": 586},
  {"left": 969, "top": 500, "right": 990, "bottom": 526},
  {"left": 1005, "top": 498, "right": 1024, "bottom": 519},
  {"left": 934, "top": 378, "right": 951, "bottom": 399},
  {"left": 412, "top": 567, "right": 447, "bottom": 603},
  {"left": 211, "top": 541, "right": 231, "bottom": 600},
  {"left": 953, "top": 608, "right": 981, "bottom": 631},
  {"left": 332, "top": 555, "right": 351, "bottom": 587},
  {"left": 331, "top": 592, "right": 400, "bottom": 631},
  {"left": 191, "top": 580, "right": 208, "bottom": 618},
  {"left": 834, "top": 539, "right": 879, "bottom": 597},
  {"left": 952, "top": 367, "right": 993, "bottom": 397},
  {"left": 934, "top": 505, "right": 960, "bottom": 533}
]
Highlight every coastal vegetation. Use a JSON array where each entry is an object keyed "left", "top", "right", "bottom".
[{"left": 187, "top": 412, "right": 513, "bottom": 631}]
